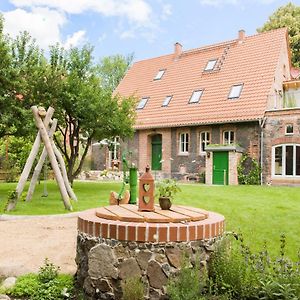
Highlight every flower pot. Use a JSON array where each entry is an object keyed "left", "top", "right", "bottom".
[{"left": 159, "top": 197, "right": 172, "bottom": 210}]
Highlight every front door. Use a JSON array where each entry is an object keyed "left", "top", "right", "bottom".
[
  {"left": 213, "top": 151, "right": 229, "bottom": 185},
  {"left": 151, "top": 135, "right": 162, "bottom": 170}
]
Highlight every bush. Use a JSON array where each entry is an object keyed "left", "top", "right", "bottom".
[
  {"left": 209, "top": 233, "right": 300, "bottom": 299},
  {"left": 122, "top": 276, "right": 144, "bottom": 300},
  {"left": 7, "top": 259, "right": 74, "bottom": 300},
  {"left": 237, "top": 154, "right": 260, "bottom": 185}
]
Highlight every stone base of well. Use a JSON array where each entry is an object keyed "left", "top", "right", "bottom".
[
  {"left": 76, "top": 233, "right": 221, "bottom": 300},
  {"left": 76, "top": 206, "right": 225, "bottom": 299}
]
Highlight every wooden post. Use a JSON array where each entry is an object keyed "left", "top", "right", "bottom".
[
  {"left": 16, "top": 107, "right": 54, "bottom": 199},
  {"left": 51, "top": 140, "right": 78, "bottom": 202},
  {"left": 26, "top": 119, "right": 58, "bottom": 202},
  {"left": 31, "top": 106, "right": 72, "bottom": 210}
]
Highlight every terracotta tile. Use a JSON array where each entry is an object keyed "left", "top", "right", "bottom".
[
  {"left": 148, "top": 225, "right": 157, "bottom": 242},
  {"left": 189, "top": 225, "right": 196, "bottom": 241},
  {"left": 109, "top": 223, "right": 117, "bottom": 239},
  {"left": 205, "top": 224, "right": 210, "bottom": 239},
  {"left": 95, "top": 222, "right": 101, "bottom": 237},
  {"left": 179, "top": 225, "right": 187, "bottom": 241},
  {"left": 158, "top": 226, "right": 168, "bottom": 242},
  {"left": 197, "top": 224, "right": 204, "bottom": 240},
  {"left": 114, "top": 28, "right": 287, "bottom": 129},
  {"left": 88, "top": 221, "right": 94, "bottom": 236},
  {"left": 127, "top": 225, "right": 136, "bottom": 241},
  {"left": 211, "top": 223, "right": 216, "bottom": 237},
  {"left": 118, "top": 225, "right": 126, "bottom": 241},
  {"left": 137, "top": 225, "right": 146, "bottom": 242},
  {"left": 101, "top": 223, "right": 108, "bottom": 239},
  {"left": 77, "top": 218, "right": 83, "bottom": 232},
  {"left": 169, "top": 226, "right": 177, "bottom": 242}
]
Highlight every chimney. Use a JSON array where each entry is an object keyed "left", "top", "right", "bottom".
[
  {"left": 238, "top": 29, "right": 245, "bottom": 43},
  {"left": 174, "top": 42, "right": 182, "bottom": 59}
]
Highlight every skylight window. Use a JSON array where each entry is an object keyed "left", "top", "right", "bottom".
[
  {"left": 154, "top": 69, "right": 166, "bottom": 80},
  {"left": 136, "top": 97, "right": 148, "bottom": 109},
  {"left": 204, "top": 59, "right": 218, "bottom": 71},
  {"left": 228, "top": 84, "right": 243, "bottom": 99},
  {"left": 162, "top": 95, "right": 172, "bottom": 107},
  {"left": 189, "top": 90, "right": 203, "bottom": 104}
]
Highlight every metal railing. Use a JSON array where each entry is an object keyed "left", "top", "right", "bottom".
[{"left": 267, "top": 90, "right": 300, "bottom": 110}]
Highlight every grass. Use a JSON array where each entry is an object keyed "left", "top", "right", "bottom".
[{"left": 0, "top": 180, "right": 299, "bottom": 260}]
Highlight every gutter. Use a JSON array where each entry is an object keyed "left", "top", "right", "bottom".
[{"left": 259, "top": 117, "right": 267, "bottom": 185}]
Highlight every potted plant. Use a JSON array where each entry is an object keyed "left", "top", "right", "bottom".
[{"left": 156, "top": 179, "right": 181, "bottom": 210}]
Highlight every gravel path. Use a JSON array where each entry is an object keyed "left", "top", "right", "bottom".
[{"left": 0, "top": 215, "right": 78, "bottom": 277}]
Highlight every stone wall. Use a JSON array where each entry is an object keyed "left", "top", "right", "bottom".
[{"left": 76, "top": 233, "right": 220, "bottom": 300}]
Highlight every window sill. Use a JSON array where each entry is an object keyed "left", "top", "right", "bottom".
[{"left": 178, "top": 152, "right": 189, "bottom": 156}]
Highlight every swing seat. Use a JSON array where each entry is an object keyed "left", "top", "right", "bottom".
[{"left": 109, "top": 190, "right": 130, "bottom": 205}]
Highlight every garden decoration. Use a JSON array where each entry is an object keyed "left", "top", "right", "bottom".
[
  {"left": 109, "top": 151, "right": 137, "bottom": 205},
  {"left": 157, "top": 178, "right": 181, "bottom": 210},
  {"left": 138, "top": 165, "right": 155, "bottom": 211},
  {"left": 14, "top": 106, "right": 77, "bottom": 211}
]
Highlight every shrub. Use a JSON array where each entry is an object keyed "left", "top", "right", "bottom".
[
  {"left": 208, "top": 233, "right": 300, "bottom": 299},
  {"left": 122, "top": 276, "right": 144, "bottom": 300},
  {"left": 237, "top": 154, "right": 260, "bottom": 185},
  {"left": 8, "top": 259, "right": 74, "bottom": 300}
]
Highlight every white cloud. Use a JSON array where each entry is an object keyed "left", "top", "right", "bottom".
[
  {"left": 3, "top": 7, "right": 66, "bottom": 48},
  {"left": 64, "top": 30, "right": 86, "bottom": 49},
  {"left": 161, "top": 3, "right": 172, "bottom": 20},
  {"left": 120, "top": 30, "right": 136, "bottom": 39},
  {"left": 199, "top": 0, "right": 277, "bottom": 5},
  {"left": 10, "top": 0, "right": 153, "bottom": 25}
]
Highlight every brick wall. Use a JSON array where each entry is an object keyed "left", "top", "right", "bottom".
[{"left": 263, "top": 109, "right": 300, "bottom": 185}]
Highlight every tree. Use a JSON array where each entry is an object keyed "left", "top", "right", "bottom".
[
  {"left": 97, "top": 54, "right": 134, "bottom": 91},
  {"left": 258, "top": 2, "right": 300, "bottom": 67},
  {"left": 40, "top": 45, "right": 136, "bottom": 184}
]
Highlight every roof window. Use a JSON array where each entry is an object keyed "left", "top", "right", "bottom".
[
  {"left": 154, "top": 69, "right": 165, "bottom": 80},
  {"left": 204, "top": 59, "right": 217, "bottom": 71},
  {"left": 189, "top": 90, "right": 203, "bottom": 104},
  {"left": 162, "top": 95, "right": 172, "bottom": 107},
  {"left": 228, "top": 84, "right": 243, "bottom": 99},
  {"left": 136, "top": 97, "right": 148, "bottom": 109}
]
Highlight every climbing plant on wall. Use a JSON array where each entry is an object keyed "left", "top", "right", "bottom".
[{"left": 237, "top": 154, "right": 261, "bottom": 185}]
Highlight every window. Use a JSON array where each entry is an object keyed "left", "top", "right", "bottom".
[
  {"left": 189, "top": 90, "right": 203, "bottom": 104},
  {"left": 228, "top": 84, "right": 243, "bottom": 99},
  {"left": 223, "top": 130, "right": 235, "bottom": 145},
  {"left": 136, "top": 97, "right": 148, "bottom": 109},
  {"left": 200, "top": 131, "right": 210, "bottom": 154},
  {"left": 179, "top": 133, "right": 189, "bottom": 154},
  {"left": 162, "top": 95, "right": 172, "bottom": 107},
  {"left": 285, "top": 124, "right": 294, "bottom": 135},
  {"left": 204, "top": 59, "right": 217, "bottom": 71},
  {"left": 154, "top": 69, "right": 165, "bottom": 80},
  {"left": 273, "top": 144, "right": 300, "bottom": 177}
]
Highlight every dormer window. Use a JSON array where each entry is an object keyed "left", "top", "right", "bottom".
[
  {"left": 154, "top": 69, "right": 165, "bottom": 80},
  {"left": 189, "top": 90, "right": 203, "bottom": 104},
  {"left": 162, "top": 95, "right": 172, "bottom": 107},
  {"left": 228, "top": 84, "right": 243, "bottom": 99},
  {"left": 136, "top": 97, "right": 148, "bottom": 109},
  {"left": 204, "top": 59, "right": 217, "bottom": 71}
]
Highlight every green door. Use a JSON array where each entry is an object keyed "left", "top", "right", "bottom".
[
  {"left": 151, "top": 135, "right": 162, "bottom": 170},
  {"left": 213, "top": 152, "right": 229, "bottom": 185}
]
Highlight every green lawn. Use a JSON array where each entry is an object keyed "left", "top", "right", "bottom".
[{"left": 0, "top": 181, "right": 299, "bottom": 260}]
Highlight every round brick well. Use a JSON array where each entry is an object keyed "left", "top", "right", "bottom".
[{"left": 76, "top": 204, "right": 225, "bottom": 299}]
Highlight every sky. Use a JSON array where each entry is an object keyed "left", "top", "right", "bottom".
[{"left": 0, "top": 0, "right": 299, "bottom": 63}]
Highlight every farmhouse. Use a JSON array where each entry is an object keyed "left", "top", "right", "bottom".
[{"left": 93, "top": 28, "right": 300, "bottom": 185}]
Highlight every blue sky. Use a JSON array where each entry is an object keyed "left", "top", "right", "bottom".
[{"left": 0, "top": 0, "right": 299, "bottom": 62}]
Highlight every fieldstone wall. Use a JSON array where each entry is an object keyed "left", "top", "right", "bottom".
[{"left": 76, "top": 232, "right": 220, "bottom": 300}]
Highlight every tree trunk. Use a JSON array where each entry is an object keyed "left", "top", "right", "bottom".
[
  {"left": 26, "top": 119, "right": 57, "bottom": 202},
  {"left": 16, "top": 107, "right": 54, "bottom": 200},
  {"left": 31, "top": 106, "right": 72, "bottom": 211}
]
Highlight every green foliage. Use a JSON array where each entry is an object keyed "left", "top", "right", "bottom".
[
  {"left": 156, "top": 178, "right": 181, "bottom": 200},
  {"left": 122, "top": 276, "right": 144, "bottom": 300},
  {"left": 167, "top": 264, "right": 204, "bottom": 300},
  {"left": 209, "top": 233, "right": 300, "bottom": 299},
  {"left": 258, "top": 2, "right": 300, "bottom": 67},
  {"left": 7, "top": 259, "right": 74, "bottom": 300},
  {"left": 237, "top": 154, "right": 260, "bottom": 185}
]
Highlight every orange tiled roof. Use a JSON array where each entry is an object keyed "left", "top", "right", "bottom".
[{"left": 115, "top": 28, "right": 288, "bottom": 129}]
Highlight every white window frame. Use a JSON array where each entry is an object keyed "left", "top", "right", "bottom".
[
  {"left": 228, "top": 84, "right": 243, "bottom": 99},
  {"left": 204, "top": 59, "right": 217, "bottom": 71},
  {"left": 189, "top": 90, "right": 203, "bottom": 104},
  {"left": 285, "top": 124, "right": 294, "bottom": 135},
  {"left": 199, "top": 131, "right": 210, "bottom": 154},
  {"left": 136, "top": 97, "right": 148, "bottom": 109},
  {"left": 272, "top": 144, "right": 300, "bottom": 178},
  {"left": 162, "top": 95, "right": 172, "bottom": 107},
  {"left": 154, "top": 69, "right": 166, "bottom": 80},
  {"left": 179, "top": 132, "right": 189, "bottom": 155},
  {"left": 223, "top": 130, "right": 235, "bottom": 145}
]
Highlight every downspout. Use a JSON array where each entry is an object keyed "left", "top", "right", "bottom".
[{"left": 260, "top": 117, "right": 267, "bottom": 185}]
